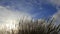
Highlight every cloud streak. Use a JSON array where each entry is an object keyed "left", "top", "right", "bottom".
[{"left": 0, "top": 6, "right": 31, "bottom": 24}]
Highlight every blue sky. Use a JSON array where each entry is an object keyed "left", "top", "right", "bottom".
[{"left": 0, "top": 0, "right": 58, "bottom": 19}]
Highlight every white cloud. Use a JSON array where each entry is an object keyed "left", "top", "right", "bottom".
[
  {"left": 0, "top": 6, "right": 31, "bottom": 24},
  {"left": 53, "top": 10, "right": 60, "bottom": 25}
]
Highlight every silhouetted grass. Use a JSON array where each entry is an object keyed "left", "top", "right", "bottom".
[{"left": 17, "top": 18, "right": 60, "bottom": 34}]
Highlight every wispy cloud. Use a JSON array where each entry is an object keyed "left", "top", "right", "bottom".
[
  {"left": 0, "top": 6, "right": 31, "bottom": 24},
  {"left": 53, "top": 10, "right": 60, "bottom": 25},
  {"left": 0, "top": 0, "right": 51, "bottom": 19},
  {"left": 0, "top": 0, "right": 58, "bottom": 21}
]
